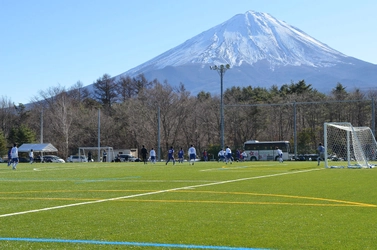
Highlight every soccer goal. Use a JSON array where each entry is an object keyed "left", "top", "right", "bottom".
[
  {"left": 324, "top": 122, "right": 377, "bottom": 168},
  {"left": 78, "top": 146, "right": 115, "bottom": 162}
]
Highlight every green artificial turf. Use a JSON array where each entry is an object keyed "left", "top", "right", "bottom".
[{"left": 0, "top": 161, "right": 376, "bottom": 249}]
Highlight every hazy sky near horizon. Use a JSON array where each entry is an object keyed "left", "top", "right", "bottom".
[{"left": 1, "top": 0, "right": 376, "bottom": 104}]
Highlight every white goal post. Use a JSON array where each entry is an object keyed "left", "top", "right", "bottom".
[
  {"left": 324, "top": 122, "right": 377, "bottom": 168},
  {"left": 78, "top": 146, "right": 115, "bottom": 162}
]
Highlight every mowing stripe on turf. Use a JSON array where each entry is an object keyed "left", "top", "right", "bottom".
[{"left": 0, "top": 168, "right": 320, "bottom": 218}]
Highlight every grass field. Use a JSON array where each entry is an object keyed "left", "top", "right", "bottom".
[{"left": 0, "top": 160, "right": 376, "bottom": 250}]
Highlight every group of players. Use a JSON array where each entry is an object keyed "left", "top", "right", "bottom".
[
  {"left": 163, "top": 145, "right": 244, "bottom": 165},
  {"left": 139, "top": 145, "right": 199, "bottom": 165},
  {"left": 164, "top": 145, "right": 236, "bottom": 165},
  {"left": 217, "top": 146, "right": 235, "bottom": 164},
  {"left": 165, "top": 145, "right": 198, "bottom": 165},
  {"left": 141, "top": 144, "right": 326, "bottom": 165}
]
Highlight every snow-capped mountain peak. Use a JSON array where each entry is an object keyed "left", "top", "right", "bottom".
[
  {"left": 125, "top": 10, "right": 346, "bottom": 76},
  {"left": 113, "top": 10, "right": 376, "bottom": 95}
]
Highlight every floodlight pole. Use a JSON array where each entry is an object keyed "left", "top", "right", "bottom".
[
  {"left": 210, "top": 64, "right": 230, "bottom": 150},
  {"left": 98, "top": 108, "right": 101, "bottom": 162},
  {"left": 40, "top": 109, "right": 44, "bottom": 143},
  {"left": 158, "top": 106, "right": 161, "bottom": 161}
]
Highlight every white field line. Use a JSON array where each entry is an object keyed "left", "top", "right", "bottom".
[
  {"left": 0, "top": 168, "right": 320, "bottom": 218},
  {"left": 200, "top": 164, "right": 276, "bottom": 171}
]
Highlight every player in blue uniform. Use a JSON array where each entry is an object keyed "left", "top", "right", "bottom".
[{"left": 166, "top": 146, "right": 176, "bottom": 165}]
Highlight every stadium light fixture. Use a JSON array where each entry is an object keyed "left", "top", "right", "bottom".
[{"left": 210, "top": 64, "right": 230, "bottom": 150}]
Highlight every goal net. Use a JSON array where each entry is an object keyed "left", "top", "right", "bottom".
[
  {"left": 78, "top": 146, "right": 115, "bottom": 162},
  {"left": 324, "top": 122, "right": 377, "bottom": 168}
]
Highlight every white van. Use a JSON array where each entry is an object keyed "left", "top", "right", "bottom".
[{"left": 66, "top": 155, "right": 88, "bottom": 163}]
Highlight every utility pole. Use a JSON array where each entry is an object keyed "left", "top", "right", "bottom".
[{"left": 210, "top": 64, "right": 230, "bottom": 150}]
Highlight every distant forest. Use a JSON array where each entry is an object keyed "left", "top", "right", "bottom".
[{"left": 1, "top": 73, "right": 376, "bottom": 160}]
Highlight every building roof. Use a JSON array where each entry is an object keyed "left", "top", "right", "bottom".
[{"left": 18, "top": 143, "right": 58, "bottom": 152}]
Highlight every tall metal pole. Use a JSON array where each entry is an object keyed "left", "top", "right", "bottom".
[
  {"left": 293, "top": 101, "right": 297, "bottom": 158},
  {"left": 158, "top": 106, "right": 161, "bottom": 162},
  {"left": 210, "top": 64, "right": 230, "bottom": 150},
  {"left": 98, "top": 108, "right": 101, "bottom": 162},
  {"left": 220, "top": 69, "right": 224, "bottom": 150},
  {"left": 40, "top": 109, "right": 43, "bottom": 143}
]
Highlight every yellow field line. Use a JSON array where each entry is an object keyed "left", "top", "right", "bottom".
[
  {"left": 0, "top": 196, "right": 375, "bottom": 207},
  {"left": 1, "top": 189, "right": 375, "bottom": 207}
]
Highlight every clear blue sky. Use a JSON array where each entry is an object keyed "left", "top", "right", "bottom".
[{"left": 1, "top": 0, "right": 376, "bottom": 104}]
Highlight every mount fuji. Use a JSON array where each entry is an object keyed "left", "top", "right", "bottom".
[{"left": 113, "top": 10, "right": 377, "bottom": 94}]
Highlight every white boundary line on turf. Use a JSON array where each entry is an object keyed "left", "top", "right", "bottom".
[
  {"left": 0, "top": 168, "right": 321, "bottom": 218},
  {"left": 200, "top": 164, "right": 275, "bottom": 171}
]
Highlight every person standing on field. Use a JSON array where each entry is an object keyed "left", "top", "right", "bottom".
[
  {"left": 141, "top": 145, "right": 148, "bottom": 164},
  {"left": 276, "top": 147, "right": 283, "bottom": 163},
  {"left": 178, "top": 148, "right": 184, "bottom": 163},
  {"left": 241, "top": 151, "right": 247, "bottom": 161},
  {"left": 166, "top": 146, "right": 175, "bottom": 165},
  {"left": 103, "top": 151, "right": 107, "bottom": 162},
  {"left": 218, "top": 148, "right": 225, "bottom": 162},
  {"left": 225, "top": 146, "right": 232, "bottom": 164},
  {"left": 188, "top": 145, "right": 197, "bottom": 165},
  {"left": 317, "top": 143, "right": 325, "bottom": 166},
  {"left": 202, "top": 150, "right": 208, "bottom": 161},
  {"left": 29, "top": 149, "right": 34, "bottom": 164},
  {"left": 236, "top": 149, "right": 241, "bottom": 162},
  {"left": 11, "top": 143, "right": 19, "bottom": 170},
  {"left": 88, "top": 151, "right": 92, "bottom": 162},
  {"left": 7, "top": 148, "right": 12, "bottom": 167},
  {"left": 150, "top": 148, "right": 156, "bottom": 164}
]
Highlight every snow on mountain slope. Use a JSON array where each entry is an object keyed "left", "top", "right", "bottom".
[
  {"left": 124, "top": 10, "right": 347, "bottom": 76},
  {"left": 111, "top": 10, "right": 376, "bottom": 94}
]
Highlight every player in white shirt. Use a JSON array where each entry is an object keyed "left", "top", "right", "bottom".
[
  {"left": 11, "top": 143, "right": 19, "bottom": 170},
  {"left": 276, "top": 147, "right": 283, "bottom": 163},
  {"left": 29, "top": 149, "right": 34, "bottom": 164},
  {"left": 150, "top": 148, "right": 156, "bottom": 164},
  {"left": 218, "top": 149, "right": 225, "bottom": 162},
  {"left": 241, "top": 151, "right": 247, "bottom": 161},
  {"left": 188, "top": 145, "right": 196, "bottom": 165},
  {"left": 225, "top": 146, "right": 232, "bottom": 164}
]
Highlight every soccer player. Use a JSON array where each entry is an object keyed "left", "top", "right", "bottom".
[
  {"left": 241, "top": 151, "right": 247, "bottom": 161},
  {"left": 236, "top": 149, "right": 241, "bottom": 162},
  {"left": 29, "top": 149, "right": 34, "bottom": 164},
  {"left": 218, "top": 148, "right": 225, "bottom": 162},
  {"left": 188, "top": 145, "right": 196, "bottom": 165},
  {"left": 7, "top": 148, "right": 11, "bottom": 167},
  {"left": 276, "top": 147, "right": 283, "bottom": 163},
  {"left": 178, "top": 148, "right": 184, "bottom": 163},
  {"left": 11, "top": 143, "right": 19, "bottom": 170},
  {"left": 166, "top": 146, "right": 175, "bottom": 165},
  {"left": 202, "top": 150, "right": 208, "bottom": 161},
  {"left": 225, "top": 146, "right": 232, "bottom": 164},
  {"left": 141, "top": 145, "right": 148, "bottom": 164},
  {"left": 317, "top": 143, "right": 325, "bottom": 166},
  {"left": 150, "top": 148, "right": 156, "bottom": 164},
  {"left": 103, "top": 151, "right": 107, "bottom": 162}
]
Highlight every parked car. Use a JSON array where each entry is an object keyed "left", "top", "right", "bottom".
[
  {"left": 18, "top": 157, "right": 30, "bottom": 163},
  {"left": 292, "top": 154, "right": 306, "bottom": 161},
  {"left": 34, "top": 156, "right": 43, "bottom": 163},
  {"left": 37, "top": 155, "right": 65, "bottom": 163},
  {"left": 66, "top": 155, "right": 88, "bottom": 163},
  {"left": 114, "top": 154, "right": 140, "bottom": 162},
  {"left": 304, "top": 154, "right": 319, "bottom": 161}
]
